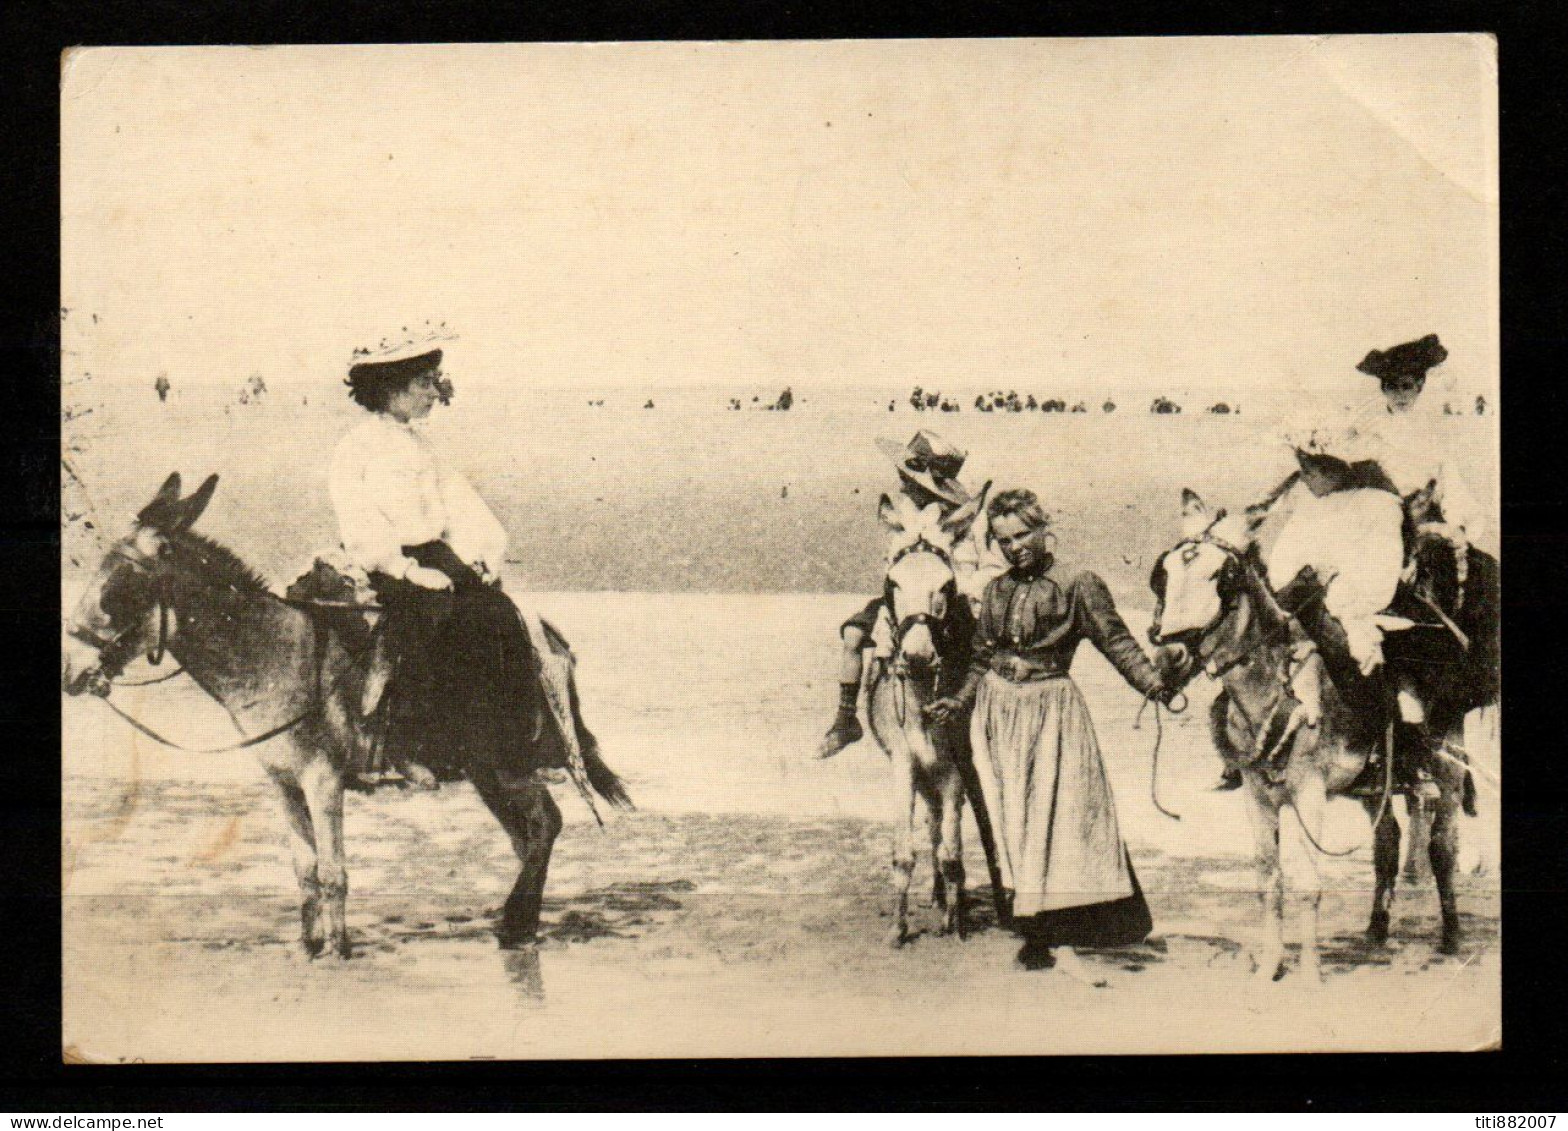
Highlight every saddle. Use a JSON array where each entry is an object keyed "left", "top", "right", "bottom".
[
  {"left": 283, "top": 558, "right": 380, "bottom": 652},
  {"left": 283, "top": 557, "right": 602, "bottom": 806},
  {"left": 1268, "top": 546, "right": 1490, "bottom": 810}
]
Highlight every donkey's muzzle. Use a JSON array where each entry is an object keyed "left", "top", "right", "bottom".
[
  {"left": 62, "top": 661, "right": 108, "bottom": 698},
  {"left": 61, "top": 635, "right": 104, "bottom": 697}
]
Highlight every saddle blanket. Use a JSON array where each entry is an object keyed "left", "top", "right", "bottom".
[{"left": 284, "top": 556, "right": 591, "bottom": 800}]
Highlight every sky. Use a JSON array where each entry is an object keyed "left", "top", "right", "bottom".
[{"left": 61, "top": 37, "right": 1498, "bottom": 404}]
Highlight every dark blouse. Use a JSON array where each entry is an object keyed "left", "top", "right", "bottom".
[{"left": 959, "top": 556, "right": 1165, "bottom": 702}]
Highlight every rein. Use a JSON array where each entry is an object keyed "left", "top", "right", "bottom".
[
  {"left": 1287, "top": 723, "right": 1396, "bottom": 858},
  {"left": 82, "top": 543, "right": 351, "bottom": 754},
  {"left": 98, "top": 619, "right": 338, "bottom": 755},
  {"left": 111, "top": 664, "right": 188, "bottom": 688},
  {"left": 1134, "top": 690, "right": 1189, "bottom": 821}
]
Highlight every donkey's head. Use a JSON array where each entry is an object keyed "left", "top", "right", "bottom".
[
  {"left": 62, "top": 472, "right": 218, "bottom": 696},
  {"left": 1148, "top": 488, "right": 1261, "bottom": 648},
  {"left": 879, "top": 482, "right": 989, "bottom": 672}
]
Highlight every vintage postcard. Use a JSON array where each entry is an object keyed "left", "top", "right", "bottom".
[{"left": 60, "top": 36, "right": 1499, "bottom": 1061}]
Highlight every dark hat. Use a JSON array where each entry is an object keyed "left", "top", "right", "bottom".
[
  {"left": 346, "top": 347, "right": 443, "bottom": 390},
  {"left": 1356, "top": 334, "right": 1448, "bottom": 385},
  {"left": 875, "top": 430, "right": 973, "bottom": 506}
]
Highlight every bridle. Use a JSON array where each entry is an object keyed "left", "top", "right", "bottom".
[
  {"left": 1150, "top": 529, "right": 1253, "bottom": 679},
  {"left": 883, "top": 537, "right": 957, "bottom": 659},
  {"left": 69, "top": 535, "right": 338, "bottom": 754},
  {"left": 67, "top": 544, "right": 176, "bottom": 677},
  {"left": 878, "top": 538, "right": 961, "bottom": 726},
  {"left": 1151, "top": 523, "right": 1400, "bottom": 853}
]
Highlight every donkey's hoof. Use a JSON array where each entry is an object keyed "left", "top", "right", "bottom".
[
  {"left": 1438, "top": 913, "right": 1462, "bottom": 956},
  {"left": 1366, "top": 916, "right": 1390, "bottom": 948},
  {"left": 886, "top": 926, "right": 909, "bottom": 949}
]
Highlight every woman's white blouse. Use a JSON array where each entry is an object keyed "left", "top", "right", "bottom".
[
  {"left": 1282, "top": 394, "right": 1486, "bottom": 544},
  {"left": 328, "top": 415, "right": 509, "bottom": 579}
]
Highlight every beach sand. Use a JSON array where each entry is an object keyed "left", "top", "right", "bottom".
[{"left": 62, "top": 593, "right": 1501, "bottom": 1061}]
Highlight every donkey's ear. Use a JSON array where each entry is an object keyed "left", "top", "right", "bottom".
[
  {"left": 136, "top": 473, "right": 183, "bottom": 528},
  {"left": 878, "top": 493, "right": 904, "bottom": 531},
  {"left": 1179, "top": 488, "right": 1210, "bottom": 539},
  {"left": 941, "top": 480, "right": 990, "bottom": 543},
  {"left": 171, "top": 474, "right": 219, "bottom": 532}
]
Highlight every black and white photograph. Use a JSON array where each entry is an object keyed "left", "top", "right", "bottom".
[{"left": 59, "top": 37, "right": 1499, "bottom": 1060}]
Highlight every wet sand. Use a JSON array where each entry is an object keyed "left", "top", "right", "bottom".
[{"left": 63, "top": 595, "right": 1500, "bottom": 1061}]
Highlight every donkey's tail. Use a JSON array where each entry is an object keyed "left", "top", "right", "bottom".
[
  {"left": 582, "top": 741, "right": 633, "bottom": 810},
  {"left": 568, "top": 675, "right": 632, "bottom": 811},
  {"left": 532, "top": 614, "right": 632, "bottom": 812}
]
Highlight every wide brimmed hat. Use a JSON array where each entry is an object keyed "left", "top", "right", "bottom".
[
  {"left": 346, "top": 347, "right": 443, "bottom": 390},
  {"left": 1357, "top": 334, "right": 1448, "bottom": 385},
  {"left": 876, "top": 430, "right": 973, "bottom": 506}
]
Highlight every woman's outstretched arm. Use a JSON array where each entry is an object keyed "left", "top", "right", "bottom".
[{"left": 1073, "top": 571, "right": 1171, "bottom": 701}]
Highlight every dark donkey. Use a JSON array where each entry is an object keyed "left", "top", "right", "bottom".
[{"left": 62, "top": 473, "right": 630, "bottom": 958}]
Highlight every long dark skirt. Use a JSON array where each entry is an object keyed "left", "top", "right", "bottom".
[
  {"left": 1012, "top": 852, "right": 1153, "bottom": 948},
  {"left": 371, "top": 541, "right": 546, "bottom": 782}
]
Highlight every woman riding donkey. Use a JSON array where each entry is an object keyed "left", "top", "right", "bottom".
[
  {"left": 816, "top": 430, "right": 1003, "bottom": 759},
  {"left": 1213, "top": 333, "right": 1495, "bottom": 792},
  {"left": 328, "top": 336, "right": 547, "bottom": 793}
]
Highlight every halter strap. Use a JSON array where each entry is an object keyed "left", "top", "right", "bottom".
[
  {"left": 881, "top": 541, "right": 962, "bottom": 671},
  {"left": 887, "top": 537, "right": 952, "bottom": 570}
]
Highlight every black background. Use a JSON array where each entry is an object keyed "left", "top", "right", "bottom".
[{"left": 3, "top": 0, "right": 1565, "bottom": 1112}]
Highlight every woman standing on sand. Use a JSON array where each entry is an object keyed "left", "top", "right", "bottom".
[{"left": 925, "top": 489, "right": 1184, "bottom": 983}]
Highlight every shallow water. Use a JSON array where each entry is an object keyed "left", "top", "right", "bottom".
[{"left": 62, "top": 595, "right": 1500, "bottom": 1060}]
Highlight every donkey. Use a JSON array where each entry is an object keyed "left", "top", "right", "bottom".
[
  {"left": 62, "top": 473, "right": 629, "bottom": 959},
  {"left": 866, "top": 489, "right": 1006, "bottom": 947},
  {"left": 1148, "top": 489, "right": 1470, "bottom": 982}
]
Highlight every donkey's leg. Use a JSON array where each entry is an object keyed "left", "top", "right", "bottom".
[
  {"left": 1428, "top": 733, "right": 1465, "bottom": 956},
  {"left": 266, "top": 769, "right": 324, "bottom": 958},
  {"left": 1428, "top": 797, "right": 1462, "bottom": 956},
  {"left": 473, "top": 774, "right": 563, "bottom": 949},
  {"left": 1365, "top": 795, "right": 1401, "bottom": 948},
  {"left": 915, "top": 778, "right": 940, "bottom": 909},
  {"left": 1290, "top": 776, "right": 1330, "bottom": 985},
  {"left": 503, "top": 784, "right": 563, "bottom": 948},
  {"left": 1242, "top": 776, "right": 1286, "bottom": 982},
  {"left": 887, "top": 752, "right": 917, "bottom": 948},
  {"left": 935, "top": 767, "right": 967, "bottom": 940},
  {"left": 1402, "top": 796, "right": 1433, "bottom": 885},
  {"left": 300, "top": 757, "right": 351, "bottom": 959}
]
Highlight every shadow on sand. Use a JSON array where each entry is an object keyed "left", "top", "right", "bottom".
[{"left": 352, "top": 878, "right": 697, "bottom": 956}]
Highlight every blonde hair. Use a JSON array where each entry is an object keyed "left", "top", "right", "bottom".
[{"left": 987, "top": 488, "right": 1050, "bottom": 532}]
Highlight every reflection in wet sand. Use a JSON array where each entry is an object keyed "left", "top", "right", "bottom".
[{"left": 502, "top": 947, "right": 545, "bottom": 1003}]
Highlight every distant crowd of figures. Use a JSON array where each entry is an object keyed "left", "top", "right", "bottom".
[
  {"left": 727, "top": 388, "right": 794, "bottom": 412},
  {"left": 901, "top": 386, "right": 1232, "bottom": 416},
  {"left": 140, "top": 375, "right": 1490, "bottom": 418},
  {"left": 893, "top": 386, "right": 1492, "bottom": 417}
]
